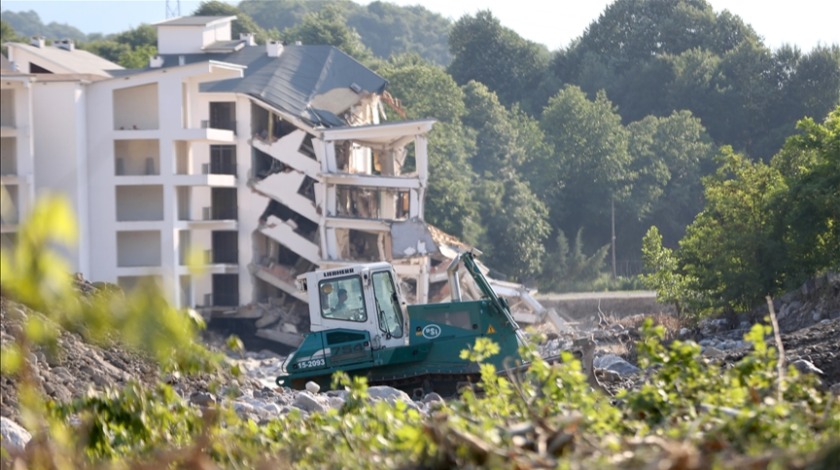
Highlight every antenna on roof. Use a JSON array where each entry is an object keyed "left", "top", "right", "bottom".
[{"left": 166, "top": 0, "right": 181, "bottom": 18}]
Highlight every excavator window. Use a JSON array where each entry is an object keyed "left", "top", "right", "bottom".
[
  {"left": 319, "top": 275, "right": 367, "bottom": 322},
  {"left": 372, "top": 271, "right": 404, "bottom": 338}
]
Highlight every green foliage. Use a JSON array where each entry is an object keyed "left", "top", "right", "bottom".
[
  {"left": 280, "top": 3, "right": 372, "bottom": 63},
  {"left": 238, "top": 0, "right": 453, "bottom": 66},
  {"left": 51, "top": 382, "right": 204, "bottom": 461},
  {"left": 77, "top": 24, "right": 157, "bottom": 68},
  {"left": 680, "top": 148, "right": 788, "bottom": 310},
  {"left": 447, "top": 10, "right": 550, "bottom": 113},
  {"left": 534, "top": 85, "right": 631, "bottom": 254},
  {"left": 638, "top": 109, "right": 839, "bottom": 314},
  {"left": 640, "top": 226, "right": 701, "bottom": 315},
  {"left": 0, "top": 193, "right": 222, "bottom": 374},
  {"left": 554, "top": 0, "right": 839, "bottom": 159},
  {"left": 1, "top": 9, "right": 86, "bottom": 41},
  {"left": 771, "top": 107, "right": 840, "bottom": 281},
  {"left": 541, "top": 228, "right": 610, "bottom": 292},
  {"left": 621, "top": 319, "right": 839, "bottom": 458},
  {"left": 1, "top": 19, "right": 22, "bottom": 55}
]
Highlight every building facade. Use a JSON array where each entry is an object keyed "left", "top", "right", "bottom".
[{"left": 1, "top": 17, "right": 551, "bottom": 338}]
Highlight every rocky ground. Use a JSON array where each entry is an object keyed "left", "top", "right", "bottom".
[{"left": 2, "top": 272, "right": 838, "bottom": 453}]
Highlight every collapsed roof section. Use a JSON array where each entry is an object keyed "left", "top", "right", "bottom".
[{"left": 150, "top": 16, "right": 387, "bottom": 129}]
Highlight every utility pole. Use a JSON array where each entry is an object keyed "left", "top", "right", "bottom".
[
  {"left": 166, "top": 0, "right": 181, "bottom": 18},
  {"left": 611, "top": 197, "right": 617, "bottom": 279}
]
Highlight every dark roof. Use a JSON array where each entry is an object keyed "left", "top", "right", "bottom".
[{"left": 153, "top": 44, "right": 387, "bottom": 128}]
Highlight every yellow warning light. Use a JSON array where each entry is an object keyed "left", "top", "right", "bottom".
[{"left": 486, "top": 325, "right": 496, "bottom": 334}]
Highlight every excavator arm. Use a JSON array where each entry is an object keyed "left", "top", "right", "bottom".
[{"left": 447, "top": 250, "right": 527, "bottom": 344}]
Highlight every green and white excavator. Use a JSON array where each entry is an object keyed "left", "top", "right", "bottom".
[{"left": 275, "top": 250, "right": 537, "bottom": 396}]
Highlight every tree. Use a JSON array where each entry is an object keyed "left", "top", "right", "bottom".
[
  {"left": 375, "top": 53, "right": 465, "bottom": 124},
  {"left": 80, "top": 40, "right": 131, "bottom": 64},
  {"left": 563, "top": 0, "right": 755, "bottom": 76},
  {"left": 461, "top": 81, "right": 517, "bottom": 174},
  {"left": 447, "top": 11, "right": 550, "bottom": 113},
  {"left": 1, "top": 19, "right": 22, "bottom": 55},
  {"left": 458, "top": 81, "right": 551, "bottom": 279},
  {"left": 540, "top": 228, "right": 610, "bottom": 291},
  {"left": 112, "top": 24, "right": 156, "bottom": 49},
  {"left": 535, "top": 86, "right": 631, "bottom": 250},
  {"left": 627, "top": 110, "right": 715, "bottom": 246},
  {"left": 2, "top": 9, "right": 86, "bottom": 41},
  {"left": 350, "top": 1, "right": 452, "bottom": 66},
  {"left": 677, "top": 147, "right": 788, "bottom": 311},
  {"left": 486, "top": 173, "right": 550, "bottom": 280},
  {"left": 193, "top": 0, "right": 268, "bottom": 43},
  {"left": 280, "top": 3, "right": 372, "bottom": 62},
  {"left": 118, "top": 44, "right": 158, "bottom": 69},
  {"left": 239, "top": 0, "right": 453, "bottom": 66},
  {"left": 770, "top": 107, "right": 840, "bottom": 285}
]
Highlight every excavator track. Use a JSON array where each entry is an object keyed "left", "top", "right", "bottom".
[{"left": 280, "top": 355, "right": 567, "bottom": 399}]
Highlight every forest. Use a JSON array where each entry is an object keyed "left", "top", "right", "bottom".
[{"left": 2, "top": 0, "right": 838, "bottom": 315}]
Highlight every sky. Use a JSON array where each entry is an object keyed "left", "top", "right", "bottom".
[{"left": 2, "top": 0, "right": 839, "bottom": 52}]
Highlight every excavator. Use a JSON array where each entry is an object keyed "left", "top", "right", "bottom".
[{"left": 275, "top": 250, "right": 534, "bottom": 396}]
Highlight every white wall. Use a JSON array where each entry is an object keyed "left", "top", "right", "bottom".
[
  {"left": 31, "top": 79, "right": 88, "bottom": 274},
  {"left": 157, "top": 28, "right": 206, "bottom": 55},
  {"left": 113, "top": 83, "right": 159, "bottom": 130},
  {"left": 1, "top": 80, "right": 35, "bottom": 224}
]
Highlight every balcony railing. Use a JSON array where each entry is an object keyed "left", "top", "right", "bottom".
[{"left": 202, "top": 119, "right": 237, "bottom": 134}]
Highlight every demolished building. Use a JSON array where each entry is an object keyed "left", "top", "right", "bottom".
[{"left": 0, "top": 16, "right": 557, "bottom": 348}]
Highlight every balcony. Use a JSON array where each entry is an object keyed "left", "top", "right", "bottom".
[
  {"left": 175, "top": 125, "right": 235, "bottom": 143},
  {"left": 202, "top": 119, "right": 237, "bottom": 134}
]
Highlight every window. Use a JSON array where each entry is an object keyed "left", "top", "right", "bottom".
[
  {"left": 372, "top": 271, "right": 404, "bottom": 338},
  {"left": 319, "top": 275, "right": 366, "bottom": 322},
  {"left": 209, "top": 102, "right": 236, "bottom": 132},
  {"left": 210, "top": 145, "right": 236, "bottom": 175}
]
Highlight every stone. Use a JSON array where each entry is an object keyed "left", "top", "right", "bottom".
[
  {"left": 233, "top": 401, "right": 256, "bottom": 417},
  {"left": 293, "top": 391, "right": 327, "bottom": 413},
  {"left": 190, "top": 392, "right": 216, "bottom": 407},
  {"left": 1, "top": 417, "right": 31, "bottom": 455},
  {"left": 367, "top": 386, "right": 413, "bottom": 406},
  {"left": 261, "top": 402, "right": 282, "bottom": 415},
  {"left": 791, "top": 359, "right": 824, "bottom": 376},
  {"left": 327, "top": 396, "right": 346, "bottom": 409},
  {"left": 423, "top": 392, "right": 444, "bottom": 404},
  {"left": 305, "top": 381, "right": 320, "bottom": 394},
  {"left": 702, "top": 346, "right": 725, "bottom": 358},
  {"left": 594, "top": 354, "right": 641, "bottom": 376}
]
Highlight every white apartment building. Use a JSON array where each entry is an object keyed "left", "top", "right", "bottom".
[
  {"left": 1, "top": 16, "right": 442, "bottom": 324},
  {"left": 1, "top": 17, "right": 555, "bottom": 339}
]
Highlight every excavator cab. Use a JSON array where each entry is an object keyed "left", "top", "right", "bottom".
[
  {"left": 280, "top": 263, "right": 411, "bottom": 380},
  {"left": 305, "top": 263, "right": 408, "bottom": 348}
]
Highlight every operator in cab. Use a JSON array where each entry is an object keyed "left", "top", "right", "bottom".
[{"left": 333, "top": 288, "right": 348, "bottom": 315}]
